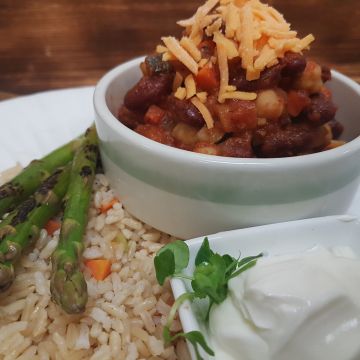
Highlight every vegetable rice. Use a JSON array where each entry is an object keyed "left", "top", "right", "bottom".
[{"left": 0, "top": 173, "right": 190, "bottom": 360}]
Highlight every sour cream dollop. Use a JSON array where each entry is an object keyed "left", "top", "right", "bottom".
[{"left": 209, "top": 246, "right": 360, "bottom": 360}]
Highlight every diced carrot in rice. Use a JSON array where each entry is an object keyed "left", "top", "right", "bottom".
[
  {"left": 99, "top": 198, "right": 119, "bottom": 214},
  {"left": 44, "top": 219, "right": 61, "bottom": 236},
  {"left": 85, "top": 259, "right": 112, "bottom": 281}
]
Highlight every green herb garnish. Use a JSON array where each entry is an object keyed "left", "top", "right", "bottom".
[{"left": 154, "top": 237, "right": 262, "bottom": 359}]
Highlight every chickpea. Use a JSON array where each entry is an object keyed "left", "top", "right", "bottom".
[
  {"left": 196, "top": 126, "right": 225, "bottom": 144},
  {"left": 193, "top": 143, "right": 219, "bottom": 155},
  {"left": 256, "top": 89, "right": 285, "bottom": 120},
  {"left": 171, "top": 122, "right": 198, "bottom": 145},
  {"left": 295, "top": 61, "right": 323, "bottom": 94}
]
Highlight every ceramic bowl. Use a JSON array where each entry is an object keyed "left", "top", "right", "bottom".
[
  {"left": 94, "top": 57, "right": 360, "bottom": 239},
  {"left": 170, "top": 215, "right": 360, "bottom": 359}
]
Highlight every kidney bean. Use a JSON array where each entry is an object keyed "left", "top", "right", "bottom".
[
  {"left": 321, "top": 66, "right": 332, "bottom": 83},
  {"left": 118, "top": 105, "right": 143, "bottom": 129},
  {"left": 165, "top": 96, "right": 205, "bottom": 127},
  {"left": 280, "top": 52, "right": 306, "bottom": 77},
  {"left": 219, "top": 133, "right": 254, "bottom": 158},
  {"left": 304, "top": 93, "right": 337, "bottom": 125},
  {"left": 198, "top": 39, "right": 216, "bottom": 59},
  {"left": 229, "top": 59, "right": 282, "bottom": 91},
  {"left": 145, "top": 54, "right": 174, "bottom": 75},
  {"left": 328, "top": 120, "right": 344, "bottom": 139},
  {"left": 124, "top": 73, "right": 174, "bottom": 111},
  {"left": 253, "top": 123, "right": 329, "bottom": 157}
]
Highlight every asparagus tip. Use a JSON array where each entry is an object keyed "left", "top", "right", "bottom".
[
  {"left": 51, "top": 269, "right": 88, "bottom": 314},
  {"left": 0, "top": 263, "right": 15, "bottom": 292}
]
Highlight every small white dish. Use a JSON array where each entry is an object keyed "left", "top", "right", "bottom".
[{"left": 170, "top": 215, "right": 360, "bottom": 359}]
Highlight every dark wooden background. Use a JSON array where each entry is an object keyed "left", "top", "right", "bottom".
[{"left": 0, "top": 0, "right": 359, "bottom": 99}]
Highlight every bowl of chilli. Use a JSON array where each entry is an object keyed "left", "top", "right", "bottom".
[
  {"left": 94, "top": 56, "right": 360, "bottom": 239},
  {"left": 94, "top": 0, "right": 360, "bottom": 239}
]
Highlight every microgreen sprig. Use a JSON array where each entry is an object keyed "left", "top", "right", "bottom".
[{"left": 154, "top": 237, "right": 262, "bottom": 360}]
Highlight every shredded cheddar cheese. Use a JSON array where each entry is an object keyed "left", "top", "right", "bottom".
[
  {"left": 296, "top": 34, "right": 315, "bottom": 51},
  {"left": 162, "top": 36, "right": 199, "bottom": 74},
  {"left": 180, "top": 37, "right": 202, "bottom": 62},
  {"left": 162, "top": 51, "right": 176, "bottom": 61},
  {"left": 155, "top": 0, "right": 315, "bottom": 129},
  {"left": 225, "top": 85, "right": 237, "bottom": 92},
  {"left": 178, "top": 0, "right": 220, "bottom": 27},
  {"left": 156, "top": 45, "right": 168, "bottom": 53},
  {"left": 172, "top": 72, "right": 184, "bottom": 92},
  {"left": 239, "top": 3, "right": 255, "bottom": 77},
  {"left": 174, "top": 87, "right": 187, "bottom": 100},
  {"left": 191, "top": 97, "right": 215, "bottom": 129},
  {"left": 168, "top": 0, "right": 315, "bottom": 81},
  {"left": 220, "top": 90, "right": 257, "bottom": 101},
  {"left": 205, "top": 18, "right": 223, "bottom": 37},
  {"left": 196, "top": 91, "right": 208, "bottom": 103},
  {"left": 225, "top": 2, "right": 240, "bottom": 38},
  {"left": 185, "top": 74, "right": 197, "bottom": 99},
  {"left": 214, "top": 32, "right": 238, "bottom": 59},
  {"left": 254, "top": 44, "right": 277, "bottom": 70},
  {"left": 214, "top": 39, "right": 229, "bottom": 103},
  {"left": 198, "top": 58, "right": 209, "bottom": 68}
]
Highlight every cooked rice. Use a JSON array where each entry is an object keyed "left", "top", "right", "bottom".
[{"left": 0, "top": 173, "right": 191, "bottom": 360}]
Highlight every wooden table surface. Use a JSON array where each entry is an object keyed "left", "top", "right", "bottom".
[{"left": 0, "top": 0, "right": 359, "bottom": 100}]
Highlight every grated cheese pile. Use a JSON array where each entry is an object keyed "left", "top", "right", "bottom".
[{"left": 156, "top": 0, "right": 315, "bottom": 128}]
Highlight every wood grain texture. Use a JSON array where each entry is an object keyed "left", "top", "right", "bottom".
[{"left": 0, "top": 0, "right": 359, "bottom": 95}]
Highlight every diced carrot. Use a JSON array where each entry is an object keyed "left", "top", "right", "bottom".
[
  {"left": 144, "top": 105, "right": 166, "bottom": 125},
  {"left": 195, "top": 66, "right": 219, "bottom": 93},
  {"left": 287, "top": 90, "right": 311, "bottom": 117},
  {"left": 136, "top": 124, "right": 175, "bottom": 146},
  {"left": 100, "top": 198, "right": 119, "bottom": 214},
  {"left": 44, "top": 219, "right": 61, "bottom": 236},
  {"left": 255, "top": 35, "right": 269, "bottom": 50},
  {"left": 320, "top": 86, "right": 332, "bottom": 99},
  {"left": 217, "top": 100, "right": 257, "bottom": 132},
  {"left": 85, "top": 259, "right": 111, "bottom": 281}
]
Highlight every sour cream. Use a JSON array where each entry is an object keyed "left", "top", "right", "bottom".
[{"left": 209, "top": 246, "right": 360, "bottom": 360}]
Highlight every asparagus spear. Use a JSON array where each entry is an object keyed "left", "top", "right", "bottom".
[
  {"left": 0, "top": 165, "right": 71, "bottom": 292},
  {"left": 0, "top": 137, "right": 83, "bottom": 217},
  {"left": 50, "top": 127, "right": 98, "bottom": 314}
]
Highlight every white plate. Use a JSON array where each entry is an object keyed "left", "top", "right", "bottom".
[
  {"left": 1, "top": 88, "right": 360, "bottom": 358},
  {"left": 0, "top": 87, "right": 94, "bottom": 171},
  {"left": 171, "top": 214, "right": 360, "bottom": 359}
]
